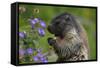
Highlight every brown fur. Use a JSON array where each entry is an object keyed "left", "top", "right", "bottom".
[{"left": 48, "top": 13, "right": 89, "bottom": 61}]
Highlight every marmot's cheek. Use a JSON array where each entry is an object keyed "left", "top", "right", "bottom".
[{"left": 56, "top": 37, "right": 65, "bottom": 46}]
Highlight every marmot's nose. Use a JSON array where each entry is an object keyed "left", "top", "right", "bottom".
[
  {"left": 47, "top": 38, "right": 53, "bottom": 45},
  {"left": 47, "top": 38, "right": 56, "bottom": 46}
]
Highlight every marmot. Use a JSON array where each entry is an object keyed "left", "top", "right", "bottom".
[{"left": 47, "top": 13, "right": 89, "bottom": 62}]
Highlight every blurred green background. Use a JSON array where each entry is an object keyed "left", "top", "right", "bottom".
[{"left": 19, "top": 4, "right": 97, "bottom": 61}]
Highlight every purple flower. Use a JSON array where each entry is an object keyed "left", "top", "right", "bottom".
[
  {"left": 31, "top": 24, "right": 34, "bottom": 29},
  {"left": 19, "top": 32, "right": 26, "bottom": 39},
  {"left": 40, "top": 57, "right": 46, "bottom": 61},
  {"left": 42, "top": 59, "right": 48, "bottom": 63},
  {"left": 30, "top": 18, "right": 39, "bottom": 24},
  {"left": 38, "top": 28, "right": 45, "bottom": 36},
  {"left": 33, "top": 53, "right": 48, "bottom": 62},
  {"left": 26, "top": 48, "right": 33, "bottom": 54},
  {"left": 29, "top": 20, "right": 36, "bottom": 29},
  {"left": 29, "top": 18, "right": 39, "bottom": 29},
  {"left": 33, "top": 56, "right": 39, "bottom": 61},
  {"left": 40, "top": 20, "right": 46, "bottom": 28},
  {"left": 19, "top": 49, "right": 25, "bottom": 56},
  {"left": 37, "top": 53, "right": 44, "bottom": 58},
  {"left": 34, "top": 18, "right": 39, "bottom": 23},
  {"left": 30, "top": 19, "right": 37, "bottom": 25}
]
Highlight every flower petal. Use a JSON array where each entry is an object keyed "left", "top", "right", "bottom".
[
  {"left": 33, "top": 56, "right": 39, "bottom": 61},
  {"left": 40, "top": 20, "right": 46, "bottom": 28},
  {"left": 19, "top": 32, "right": 26, "bottom": 38},
  {"left": 26, "top": 48, "right": 33, "bottom": 54},
  {"left": 19, "top": 49, "right": 25, "bottom": 56},
  {"left": 38, "top": 28, "right": 45, "bottom": 36}
]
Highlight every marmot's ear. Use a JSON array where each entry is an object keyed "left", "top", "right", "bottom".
[
  {"left": 65, "top": 15, "right": 70, "bottom": 21},
  {"left": 65, "top": 15, "right": 69, "bottom": 19}
]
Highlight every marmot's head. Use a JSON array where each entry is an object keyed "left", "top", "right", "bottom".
[{"left": 48, "top": 13, "right": 80, "bottom": 39}]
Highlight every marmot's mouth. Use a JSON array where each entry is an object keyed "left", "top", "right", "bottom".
[{"left": 55, "top": 34, "right": 64, "bottom": 39}]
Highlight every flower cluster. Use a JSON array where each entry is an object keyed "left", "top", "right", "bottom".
[
  {"left": 19, "top": 16, "right": 48, "bottom": 63},
  {"left": 33, "top": 49, "right": 48, "bottom": 63},
  {"left": 19, "top": 31, "right": 26, "bottom": 39},
  {"left": 29, "top": 18, "right": 46, "bottom": 36}
]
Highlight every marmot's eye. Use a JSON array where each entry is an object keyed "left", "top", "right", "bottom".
[
  {"left": 55, "top": 22, "right": 60, "bottom": 25},
  {"left": 69, "top": 37, "right": 73, "bottom": 39}
]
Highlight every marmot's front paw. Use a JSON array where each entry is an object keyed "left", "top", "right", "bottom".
[{"left": 48, "top": 38, "right": 56, "bottom": 46}]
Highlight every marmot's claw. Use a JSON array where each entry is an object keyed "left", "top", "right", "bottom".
[{"left": 48, "top": 38, "right": 56, "bottom": 45}]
